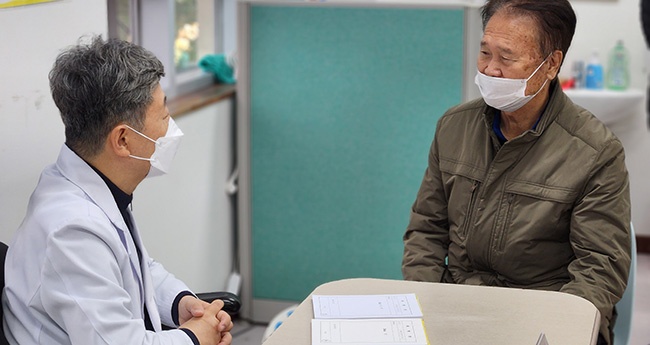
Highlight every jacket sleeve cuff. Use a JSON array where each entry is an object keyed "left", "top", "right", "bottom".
[
  {"left": 179, "top": 328, "right": 200, "bottom": 345},
  {"left": 172, "top": 290, "right": 197, "bottom": 326}
]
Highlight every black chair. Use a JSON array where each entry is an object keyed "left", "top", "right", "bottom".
[
  {"left": 197, "top": 291, "right": 241, "bottom": 315},
  {"left": 1, "top": 241, "right": 9, "bottom": 345}
]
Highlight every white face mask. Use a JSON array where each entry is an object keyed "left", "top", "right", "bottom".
[
  {"left": 125, "top": 118, "right": 184, "bottom": 178},
  {"left": 474, "top": 57, "right": 549, "bottom": 112}
]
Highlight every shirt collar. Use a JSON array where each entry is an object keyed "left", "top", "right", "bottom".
[
  {"left": 66, "top": 143, "right": 133, "bottom": 212},
  {"left": 90, "top": 165, "right": 133, "bottom": 212},
  {"left": 492, "top": 101, "right": 547, "bottom": 144}
]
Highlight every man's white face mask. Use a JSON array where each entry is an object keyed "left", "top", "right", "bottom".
[
  {"left": 474, "top": 56, "right": 550, "bottom": 113},
  {"left": 125, "top": 118, "right": 184, "bottom": 178}
]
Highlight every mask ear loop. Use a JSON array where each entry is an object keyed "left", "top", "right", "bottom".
[
  {"left": 525, "top": 52, "right": 554, "bottom": 82},
  {"left": 124, "top": 124, "right": 157, "bottom": 144},
  {"left": 124, "top": 124, "right": 157, "bottom": 161},
  {"left": 524, "top": 52, "right": 554, "bottom": 100}
]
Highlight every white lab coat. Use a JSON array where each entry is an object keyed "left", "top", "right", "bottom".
[{"left": 2, "top": 145, "right": 194, "bottom": 345}]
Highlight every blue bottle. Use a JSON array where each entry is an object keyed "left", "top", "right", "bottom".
[{"left": 585, "top": 51, "right": 604, "bottom": 89}]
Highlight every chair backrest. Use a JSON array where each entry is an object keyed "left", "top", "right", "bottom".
[
  {"left": 613, "top": 223, "right": 636, "bottom": 345},
  {"left": 1, "top": 241, "right": 9, "bottom": 345}
]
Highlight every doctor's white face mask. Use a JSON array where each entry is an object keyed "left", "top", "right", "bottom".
[
  {"left": 125, "top": 118, "right": 184, "bottom": 178},
  {"left": 474, "top": 56, "right": 549, "bottom": 113}
]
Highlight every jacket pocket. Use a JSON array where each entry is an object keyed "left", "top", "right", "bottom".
[
  {"left": 459, "top": 180, "right": 480, "bottom": 240},
  {"left": 495, "top": 193, "right": 515, "bottom": 252},
  {"left": 506, "top": 180, "right": 577, "bottom": 203},
  {"left": 497, "top": 180, "right": 577, "bottom": 252},
  {"left": 439, "top": 158, "right": 484, "bottom": 242}
]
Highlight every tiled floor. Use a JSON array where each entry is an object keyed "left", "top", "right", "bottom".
[
  {"left": 231, "top": 320, "right": 265, "bottom": 345},
  {"left": 233, "top": 254, "right": 650, "bottom": 345}
]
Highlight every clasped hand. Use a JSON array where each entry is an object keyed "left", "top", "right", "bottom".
[{"left": 179, "top": 296, "right": 234, "bottom": 345}]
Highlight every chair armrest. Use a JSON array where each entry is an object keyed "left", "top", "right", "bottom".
[{"left": 196, "top": 291, "right": 241, "bottom": 315}]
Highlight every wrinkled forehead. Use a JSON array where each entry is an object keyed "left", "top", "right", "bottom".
[{"left": 482, "top": 10, "right": 544, "bottom": 59}]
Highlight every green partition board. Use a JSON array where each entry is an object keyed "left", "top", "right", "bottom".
[{"left": 250, "top": 5, "right": 464, "bottom": 301}]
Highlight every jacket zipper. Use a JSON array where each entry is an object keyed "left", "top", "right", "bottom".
[
  {"left": 496, "top": 193, "right": 515, "bottom": 252},
  {"left": 461, "top": 181, "right": 480, "bottom": 241}
]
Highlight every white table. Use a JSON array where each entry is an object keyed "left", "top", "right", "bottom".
[{"left": 262, "top": 278, "right": 600, "bottom": 345}]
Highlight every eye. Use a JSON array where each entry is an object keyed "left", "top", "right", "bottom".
[{"left": 500, "top": 55, "right": 517, "bottom": 64}]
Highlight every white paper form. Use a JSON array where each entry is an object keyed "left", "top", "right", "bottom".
[
  {"left": 312, "top": 294, "right": 423, "bottom": 319},
  {"left": 311, "top": 318, "right": 429, "bottom": 345}
]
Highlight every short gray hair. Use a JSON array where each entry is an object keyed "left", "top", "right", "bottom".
[
  {"left": 481, "top": 0, "right": 576, "bottom": 68},
  {"left": 49, "top": 35, "right": 165, "bottom": 158}
]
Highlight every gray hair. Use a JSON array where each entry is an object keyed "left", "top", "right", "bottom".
[
  {"left": 481, "top": 0, "right": 576, "bottom": 68},
  {"left": 49, "top": 35, "right": 165, "bottom": 158}
]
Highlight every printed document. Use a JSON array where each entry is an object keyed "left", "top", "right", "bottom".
[
  {"left": 311, "top": 294, "right": 429, "bottom": 345},
  {"left": 312, "top": 294, "right": 423, "bottom": 319},
  {"left": 311, "top": 318, "right": 429, "bottom": 345}
]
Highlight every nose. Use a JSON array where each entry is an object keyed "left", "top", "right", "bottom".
[{"left": 481, "top": 58, "right": 502, "bottom": 77}]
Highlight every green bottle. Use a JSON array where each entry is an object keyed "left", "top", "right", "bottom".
[{"left": 605, "top": 40, "right": 630, "bottom": 91}]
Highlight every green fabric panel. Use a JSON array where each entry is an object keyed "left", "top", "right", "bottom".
[{"left": 250, "top": 5, "right": 464, "bottom": 301}]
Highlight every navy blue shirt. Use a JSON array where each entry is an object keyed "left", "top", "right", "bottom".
[{"left": 492, "top": 112, "right": 543, "bottom": 144}]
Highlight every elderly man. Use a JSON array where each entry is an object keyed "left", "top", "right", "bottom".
[
  {"left": 2, "top": 36, "right": 233, "bottom": 345},
  {"left": 402, "top": 1, "right": 631, "bottom": 344}
]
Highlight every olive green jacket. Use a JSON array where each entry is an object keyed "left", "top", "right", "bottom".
[{"left": 402, "top": 80, "right": 631, "bottom": 344}]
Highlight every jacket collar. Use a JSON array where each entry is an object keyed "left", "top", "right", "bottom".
[
  {"left": 531, "top": 78, "right": 566, "bottom": 134},
  {"left": 482, "top": 78, "right": 566, "bottom": 140},
  {"left": 55, "top": 144, "right": 130, "bottom": 234}
]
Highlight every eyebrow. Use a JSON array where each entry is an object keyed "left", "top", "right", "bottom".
[{"left": 480, "top": 40, "right": 515, "bottom": 55}]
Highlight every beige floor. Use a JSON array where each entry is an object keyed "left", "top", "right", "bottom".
[{"left": 233, "top": 254, "right": 650, "bottom": 345}]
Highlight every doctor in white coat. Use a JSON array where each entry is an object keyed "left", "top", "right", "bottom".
[{"left": 2, "top": 36, "right": 233, "bottom": 345}]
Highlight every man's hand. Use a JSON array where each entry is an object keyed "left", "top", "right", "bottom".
[
  {"left": 179, "top": 295, "right": 210, "bottom": 324},
  {"left": 179, "top": 299, "right": 234, "bottom": 345}
]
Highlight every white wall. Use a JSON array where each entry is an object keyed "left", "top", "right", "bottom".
[
  {"left": 0, "top": 0, "right": 107, "bottom": 242},
  {"left": 224, "top": 0, "right": 238, "bottom": 54},
  {"left": 0, "top": 0, "right": 235, "bottom": 292},
  {"left": 133, "top": 101, "right": 235, "bottom": 293},
  {"left": 563, "top": 0, "right": 647, "bottom": 89},
  {"left": 563, "top": 0, "right": 650, "bottom": 236}
]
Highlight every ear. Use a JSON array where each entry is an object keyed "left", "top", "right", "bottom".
[
  {"left": 546, "top": 50, "right": 563, "bottom": 80},
  {"left": 107, "top": 124, "right": 132, "bottom": 158}
]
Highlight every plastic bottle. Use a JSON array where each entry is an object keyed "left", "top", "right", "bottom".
[
  {"left": 585, "top": 51, "right": 604, "bottom": 90},
  {"left": 605, "top": 40, "right": 630, "bottom": 91},
  {"left": 572, "top": 60, "right": 585, "bottom": 89}
]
